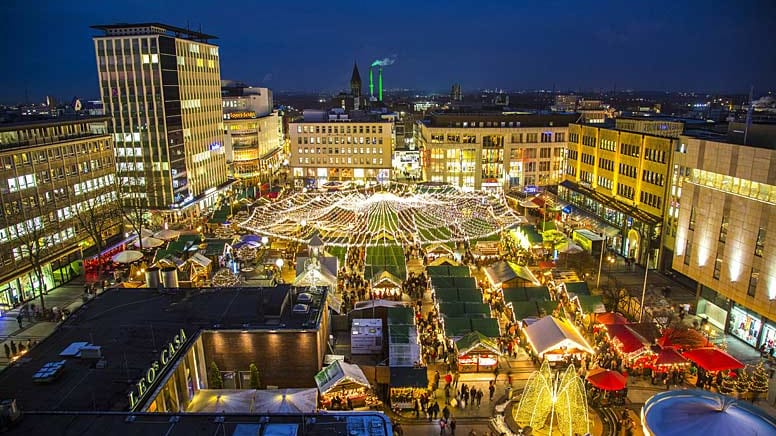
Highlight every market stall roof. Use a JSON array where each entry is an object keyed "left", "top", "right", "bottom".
[
  {"left": 188, "top": 252, "right": 212, "bottom": 268},
  {"left": 625, "top": 323, "right": 662, "bottom": 345},
  {"left": 426, "top": 243, "right": 455, "bottom": 255},
  {"left": 427, "top": 265, "right": 451, "bottom": 277},
  {"left": 523, "top": 316, "right": 594, "bottom": 356},
  {"left": 389, "top": 367, "right": 428, "bottom": 388},
  {"left": 293, "top": 264, "right": 338, "bottom": 288},
  {"left": 457, "top": 288, "right": 483, "bottom": 302},
  {"left": 597, "top": 312, "right": 629, "bottom": 325},
  {"left": 575, "top": 295, "right": 606, "bottom": 314},
  {"left": 387, "top": 307, "right": 414, "bottom": 325},
  {"left": 654, "top": 347, "right": 688, "bottom": 366},
  {"left": 439, "top": 302, "right": 466, "bottom": 317},
  {"left": 537, "top": 300, "right": 560, "bottom": 317},
  {"left": 434, "top": 288, "right": 459, "bottom": 303},
  {"left": 448, "top": 266, "right": 472, "bottom": 277},
  {"left": 484, "top": 261, "right": 540, "bottom": 287},
  {"left": 442, "top": 316, "right": 473, "bottom": 338},
  {"left": 470, "top": 318, "right": 501, "bottom": 338},
  {"left": 111, "top": 250, "right": 143, "bottom": 264},
  {"left": 586, "top": 367, "right": 627, "bottom": 391},
  {"left": 509, "top": 301, "right": 540, "bottom": 320},
  {"left": 683, "top": 347, "right": 745, "bottom": 372},
  {"left": 456, "top": 331, "right": 502, "bottom": 355},
  {"left": 153, "top": 229, "right": 180, "bottom": 241},
  {"left": 604, "top": 324, "right": 649, "bottom": 354},
  {"left": 524, "top": 286, "right": 551, "bottom": 301},
  {"left": 428, "top": 257, "right": 460, "bottom": 267},
  {"left": 464, "top": 302, "right": 491, "bottom": 317},
  {"left": 564, "top": 281, "right": 590, "bottom": 296},
  {"left": 253, "top": 388, "right": 318, "bottom": 414},
  {"left": 314, "top": 360, "right": 370, "bottom": 395},
  {"left": 642, "top": 389, "right": 776, "bottom": 436},
  {"left": 371, "top": 270, "right": 403, "bottom": 288}
]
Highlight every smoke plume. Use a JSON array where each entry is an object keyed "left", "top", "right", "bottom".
[{"left": 371, "top": 56, "right": 396, "bottom": 67}]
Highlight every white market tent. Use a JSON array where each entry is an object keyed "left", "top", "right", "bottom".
[
  {"left": 253, "top": 388, "right": 318, "bottom": 414},
  {"left": 186, "top": 388, "right": 318, "bottom": 414},
  {"left": 186, "top": 389, "right": 256, "bottom": 413},
  {"left": 314, "top": 360, "right": 370, "bottom": 395},
  {"left": 523, "top": 316, "right": 594, "bottom": 358}
]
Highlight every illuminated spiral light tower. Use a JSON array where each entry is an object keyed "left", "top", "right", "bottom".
[{"left": 514, "top": 361, "right": 589, "bottom": 436}]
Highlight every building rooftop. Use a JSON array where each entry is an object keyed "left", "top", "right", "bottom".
[
  {"left": 4, "top": 411, "right": 392, "bottom": 436},
  {"left": 0, "top": 115, "right": 111, "bottom": 131},
  {"left": 425, "top": 112, "right": 580, "bottom": 128},
  {"left": 0, "top": 286, "right": 327, "bottom": 413},
  {"left": 683, "top": 121, "right": 776, "bottom": 150},
  {"left": 91, "top": 23, "right": 217, "bottom": 41}
]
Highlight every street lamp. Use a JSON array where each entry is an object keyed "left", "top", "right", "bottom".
[
  {"left": 596, "top": 237, "right": 608, "bottom": 289},
  {"left": 261, "top": 236, "right": 269, "bottom": 246},
  {"left": 275, "top": 258, "right": 284, "bottom": 269}
]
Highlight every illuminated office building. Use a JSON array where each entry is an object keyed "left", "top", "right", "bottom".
[
  {"left": 559, "top": 119, "right": 679, "bottom": 267},
  {"left": 289, "top": 109, "right": 393, "bottom": 187},
  {"left": 670, "top": 123, "right": 776, "bottom": 350},
  {"left": 0, "top": 117, "right": 119, "bottom": 307},
  {"left": 92, "top": 23, "right": 229, "bottom": 215},
  {"left": 416, "top": 113, "right": 577, "bottom": 192}
]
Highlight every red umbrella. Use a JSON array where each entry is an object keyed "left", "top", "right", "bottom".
[
  {"left": 683, "top": 347, "right": 745, "bottom": 372},
  {"left": 596, "top": 312, "right": 629, "bottom": 325},
  {"left": 586, "top": 367, "right": 627, "bottom": 391},
  {"left": 654, "top": 347, "right": 687, "bottom": 366}
]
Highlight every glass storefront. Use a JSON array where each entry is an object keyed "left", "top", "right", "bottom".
[
  {"left": 759, "top": 323, "right": 776, "bottom": 357},
  {"left": 729, "top": 305, "right": 762, "bottom": 347},
  {"left": 697, "top": 298, "right": 728, "bottom": 330}
]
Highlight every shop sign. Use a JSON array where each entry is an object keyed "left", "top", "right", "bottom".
[
  {"left": 224, "top": 111, "right": 256, "bottom": 120},
  {"left": 128, "top": 328, "right": 187, "bottom": 408}
]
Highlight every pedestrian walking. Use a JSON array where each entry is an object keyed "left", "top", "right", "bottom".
[
  {"left": 10, "top": 341, "right": 17, "bottom": 356},
  {"left": 449, "top": 418, "right": 457, "bottom": 435},
  {"left": 16, "top": 313, "right": 23, "bottom": 329},
  {"left": 3, "top": 343, "right": 9, "bottom": 360},
  {"left": 439, "top": 419, "right": 447, "bottom": 435},
  {"left": 488, "top": 382, "right": 495, "bottom": 401}
]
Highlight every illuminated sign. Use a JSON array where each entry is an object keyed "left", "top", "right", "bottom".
[
  {"left": 128, "top": 328, "right": 187, "bottom": 409},
  {"left": 223, "top": 111, "right": 256, "bottom": 120}
]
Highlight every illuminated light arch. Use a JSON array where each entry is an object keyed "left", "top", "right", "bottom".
[
  {"left": 514, "top": 360, "right": 589, "bottom": 436},
  {"left": 239, "top": 182, "right": 525, "bottom": 247}
]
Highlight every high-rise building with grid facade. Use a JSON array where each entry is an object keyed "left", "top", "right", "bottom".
[{"left": 92, "top": 23, "right": 229, "bottom": 215}]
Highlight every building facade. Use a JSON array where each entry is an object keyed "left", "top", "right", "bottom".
[
  {"left": 559, "top": 121, "right": 677, "bottom": 267},
  {"left": 92, "top": 23, "right": 229, "bottom": 215},
  {"left": 416, "top": 113, "right": 577, "bottom": 192},
  {"left": 289, "top": 110, "right": 393, "bottom": 187},
  {"left": 222, "top": 85, "right": 283, "bottom": 184},
  {"left": 0, "top": 117, "right": 120, "bottom": 307},
  {"left": 670, "top": 127, "right": 776, "bottom": 351}
]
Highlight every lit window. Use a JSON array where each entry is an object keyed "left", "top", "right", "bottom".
[
  {"left": 151, "top": 54, "right": 158, "bottom": 63},
  {"left": 142, "top": 54, "right": 150, "bottom": 64},
  {"left": 196, "top": 58, "right": 204, "bottom": 67}
]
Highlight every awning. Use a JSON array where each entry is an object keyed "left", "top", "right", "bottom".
[
  {"left": 390, "top": 367, "right": 428, "bottom": 388},
  {"left": 484, "top": 261, "right": 541, "bottom": 287},
  {"left": 683, "top": 347, "right": 745, "bottom": 372},
  {"left": 560, "top": 180, "right": 661, "bottom": 225},
  {"left": 654, "top": 347, "right": 688, "bottom": 366},
  {"left": 604, "top": 324, "right": 648, "bottom": 354},
  {"left": 188, "top": 252, "right": 212, "bottom": 268},
  {"left": 523, "top": 316, "right": 594, "bottom": 355},
  {"left": 658, "top": 327, "right": 712, "bottom": 349}
]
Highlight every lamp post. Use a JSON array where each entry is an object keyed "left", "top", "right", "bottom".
[
  {"left": 639, "top": 252, "right": 650, "bottom": 323},
  {"left": 596, "top": 238, "right": 607, "bottom": 289}
]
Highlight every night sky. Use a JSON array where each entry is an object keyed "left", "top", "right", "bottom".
[{"left": 1, "top": 0, "right": 775, "bottom": 104}]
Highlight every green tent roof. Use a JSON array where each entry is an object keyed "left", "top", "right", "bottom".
[
  {"left": 442, "top": 316, "right": 472, "bottom": 338},
  {"left": 439, "top": 302, "right": 466, "bottom": 317},
  {"left": 464, "top": 302, "right": 491, "bottom": 316},
  {"left": 564, "top": 281, "right": 590, "bottom": 296},
  {"left": 523, "top": 286, "right": 550, "bottom": 301},
  {"left": 455, "top": 331, "right": 502, "bottom": 355},
  {"left": 457, "top": 288, "right": 483, "bottom": 303},
  {"left": 502, "top": 287, "right": 528, "bottom": 303},
  {"left": 510, "top": 301, "right": 540, "bottom": 320},
  {"left": 447, "top": 266, "right": 471, "bottom": 277},
  {"left": 387, "top": 307, "right": 415, "bottom": 325},
  {"left": 434, "top": 288, "right": 460, "bottom": 303},
  {"left": 470, "top": 318, "right": 502, "bottom": 338},
  {"left": 576, "top": 295, "right": 606, "bottom": 314},
  {"left": 388, "top": 324, "right": 412, "bottom": 343}
]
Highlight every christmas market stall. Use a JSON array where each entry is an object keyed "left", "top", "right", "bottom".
[
  {"left": 455, "top": 331, "right": 502, "bottom": 373},
  {"left": 388, "top": 367, "right": 428, "bottom": 409},
  {"left": 682, "top": 347, "right": 745, "bottom": 372},
  {"left": 315, "top": 360, "right": 376, "bottom": 410},
  {"left": 523, "top": 316, "right": 594, "bottom": 362}
]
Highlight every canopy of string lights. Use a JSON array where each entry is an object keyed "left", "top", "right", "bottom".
[{"left": 239, "top": 183, "right": 525, "bottom": 247}]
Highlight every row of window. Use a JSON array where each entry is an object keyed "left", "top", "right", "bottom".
[
  {"left": 598, "top": 158, "right": 615, "bottom": 172},
  {"left": 617, "top": 184, "right": 634, "bottom": 200},
  {"left": 298, "top": 125, "right": 384, "bottom": 134},
  {"left": 297, "top": 157, "right": 385, "bottom": 166},
  {"left": 640, "top": 191, "right": 662, "bottom": 209},
  {"left": 296, "top": 147, "right": 384, "bottom": 155},
  {"left": 597, "top": 176, "right": 613, "bottom": 190},
  {"left": 642, "top": 170, "right": 665, "bottom": 187},
  {"left": 644, "top": 147, "right": 667, "bottom": 164},
  {"left": 297, "top": 136, "right": 383, "bottom": 145},
  {"left": 619, "top": 163, "right": 637, "bottom": 179}
]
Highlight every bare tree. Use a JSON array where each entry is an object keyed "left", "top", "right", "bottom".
[
  {"left": 14, "top": 217, "right": 56, "bottom": 312},
  {"left": 117, "top": 179, "right": 148, "bottom": 250},
  {"left": 74, "top": 193, "right": 122, "bottom": 276}
]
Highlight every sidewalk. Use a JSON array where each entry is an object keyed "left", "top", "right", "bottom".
[{"left": 0, "top": 276, "right": 97, "bottom": 369}]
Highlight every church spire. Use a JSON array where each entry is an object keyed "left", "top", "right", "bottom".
[{"left": 350, "top": 62, "right": 362, "bottom": 98}]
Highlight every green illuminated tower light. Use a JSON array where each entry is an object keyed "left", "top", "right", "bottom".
[
  {"left": 369, "top": 67, "right": 374, "bottom": 98},
  {"left": 379, "top": 66, "right": 383, "bottom": 101}
]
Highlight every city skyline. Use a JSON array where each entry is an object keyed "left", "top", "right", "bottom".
[{"left": 1, "top": 0, "right": 776, "bottom": 104}]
